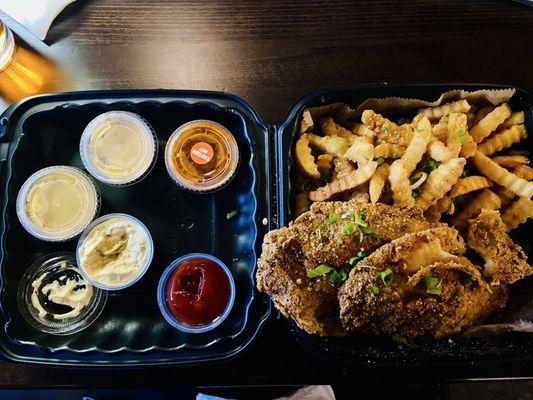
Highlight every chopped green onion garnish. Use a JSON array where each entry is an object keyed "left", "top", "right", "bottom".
[
  {"left": 340, "top": 210, "right": 352, "bottom": 219},
  {"left": 360, "top": 225, "right": 375, "bottom": 235},
  {"left": 340, "top": 269, "right": 348, "bottom": 281},
  {"left": 457, "top": 129, "right": 466, "bottom": 144},
  {"left": 308, "top": 264, "right": 349, "bottom": 284},
  {"left": 226, "top": 210, "right": 239, "bottom": 219},
  {"left": 412, "top": 187, "right": 422, "bottom": 197},
  {"left": 410, "top": 173, "right": 423, "bottom": 185},
  {"left": 342, "top": 222, "right": 357, "bottom": 235},
  {"left": 349, "top": 250, "right": 366, "bottom": 265},
  {"left": 415, "top": 127, "right": 425, "bottom": 133},
  {"left": 377, "top": 268, "right": 393, "bottom": 287},
  {"left": 381, "top": 125, "right": 388, "bottom": 132},
  {"left": 307, "top": 264, "right": 333, "bottom": 278},
  {"left": 376, "top": 157, "right": 385, "bottom": 165},
  {"left": 328, "top": 268, "right": 349, "bottom": 284},
  {"left": 328, "top": 270, "right": 341, "bottom": 284},
  {"left": 371, "top": 285, "right": 380, "bottom": 295},
  {"left": 328, "top": 212, "right": 338, "bottom": 224},
  {"left": 353, "top": 208, "right": 368, "bottom": 227},
  {"left": 417, "top": 157, "right": 440, "bottom": 173},
  {"left": 424, "top": 270, "right": 442, "bottom": 295}
]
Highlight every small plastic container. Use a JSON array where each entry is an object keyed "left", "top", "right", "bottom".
[
  {"left": 76, "top": 213, "right": 154, "bottom": 291},
  {"left": 17, "top": 252, "right": 107, "bottom": 335},
  {"left": 80, "top": 111, "right": 158, "bottom": 186},
  {"left": 16, "top": 166, "right": 100, "bottom": 242},
  {"left": 157, "top": 253, "right": 236, "bottom": 334},
  {"left": 164, "top": 120, "right": 239, "bottom": 193}
]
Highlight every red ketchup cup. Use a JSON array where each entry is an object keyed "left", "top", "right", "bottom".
[{"left": 157, "top": 253, "right": 235, "bottom": 333}]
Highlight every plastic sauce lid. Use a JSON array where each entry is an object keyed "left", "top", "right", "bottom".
[
  {"left": 76, "top": 213, "right": 154, "bottom": 291},
  {"left": 165, "top": 120, "right": 239, "bottom": 192},
  {"left": 17, "top": 252, "right": 107, "bottom": 335},
  {"left": 16, "top": 166, "right": 100, "bottom": 242},
  {"left": 80, "top": 111, "right": 157, "bottom": 185}
]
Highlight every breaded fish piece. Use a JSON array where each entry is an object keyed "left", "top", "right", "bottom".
[
  {"left": 466, "top": 209, "right": 532, "bottom": 286},
  {"left": 256, "top": 202, "right": 441, "bottom": 336},
  {"left": 256, "top": 227, "right": 343, "bottom": 335},
  {"left": 338, "top": 228, "right": 507, "bottom": 338},
  {"left": 290, "top": 201, "right": 439, "bottom": 267}
]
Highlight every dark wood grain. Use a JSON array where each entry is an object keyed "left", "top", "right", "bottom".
[
  {"left": 19, "top": 0, "right": 533, "bottom": 123},
  {"left": 0, "top": 0, "right": 533, "bottom": 390}
]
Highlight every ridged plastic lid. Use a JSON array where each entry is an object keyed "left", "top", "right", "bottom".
[
  {"left": 16, "top": 166, "right": 100, "bottom": 242},
  {"left": 164, "top": 120, "right": 239, "bottom": 193},
  {"left": 80, "top": 111, "right": 158, "bottom": 186}
]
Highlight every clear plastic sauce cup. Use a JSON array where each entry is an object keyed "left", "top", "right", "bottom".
[
  {"left": 17, "top": 252, "right": 107, "bottom": 335},
  {"left": 165, "top": 120, "right": 239, "bottom": 193},
  {"left": 76, "top": 213, "right": 154, "bottom": 291},
  {"left": 16, "top": 166, "right": 100, "bottom": 242},
  {"left": 80, "top": 111, "right": 158, "bottom": 186},
  {"left": 157, "top": 253, "right": 236, "bottom": 334}
]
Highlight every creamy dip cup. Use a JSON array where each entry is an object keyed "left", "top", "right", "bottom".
[
  {"left": 16, "top": 166, "right": 100, "bottom": 242},
  {"left": 80, "top": 111, "right": 157, "bottom": 186},
  {"left": 76, "top": 213, "right": 153, "bottom": 290},
  {"left": 17, "top": 252, "right": 107, "bottom": 335}
]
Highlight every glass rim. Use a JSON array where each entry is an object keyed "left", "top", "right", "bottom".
[{"left": 0, "top": 22, "right": 15, "bottom": 71}]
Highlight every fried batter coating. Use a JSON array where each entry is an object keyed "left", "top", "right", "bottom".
[
  {"left": 362, "top": 110, "right": 413, "bottom": 147},
  {"left": 338, "top": 228, "right": 507, "bottom": 338},
  {"left": 293, "top": 201, "right": 439, "bottom": 266},
  {"left": 256, "top": 227, "right": 343, "bottom": 335},
  {"left": 256, "top": 202, "right": 440, "bottom": 336},
  {"left": 466, "top": 209, "right": 532, "bottom": 286}
]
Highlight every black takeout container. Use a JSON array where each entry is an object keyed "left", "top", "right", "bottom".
[{"left": 0, "top": 84, "right": 531, "bottom": 367}]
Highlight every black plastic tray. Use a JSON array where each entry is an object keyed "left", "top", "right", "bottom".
[
  {"left": 0, "top": 84, "right": 531, "bottom": 368},
  {"left": 0, "top": 90, "right": 273, "bottom": 366}
]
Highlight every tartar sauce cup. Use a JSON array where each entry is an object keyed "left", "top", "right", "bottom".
[
  {"left": 16, "top": 166, "right": 100, "bottom": 242},
  {"left": 76, "top": 213, "right": 154, "bottom": 291},
  {"left": 80, "top": 111, "right": 158, "bottom": 186},
  {"left": 157, "top": 253, "right": 236, "bottom": 334}
]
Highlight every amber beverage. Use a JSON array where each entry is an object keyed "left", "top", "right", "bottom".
[{"left": 0, "top": 20, "right": 63, "bottom": 103}]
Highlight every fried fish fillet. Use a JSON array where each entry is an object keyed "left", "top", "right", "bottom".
[
  {"left": 466, "top": 209, "right": 532, "bottom": 285},
  {"left": 338, "top": 228, "right": 507, "bottom": 338},
  {"left": 290, "top": 201, "right": 439, "bottom": 266},
  {"left": 256, "top": 202, "right": 440, "bottom": 336}
]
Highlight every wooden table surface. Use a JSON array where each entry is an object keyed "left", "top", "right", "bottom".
[{"left": 0, "top": 0, "right": 533, "bottom": 393}]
